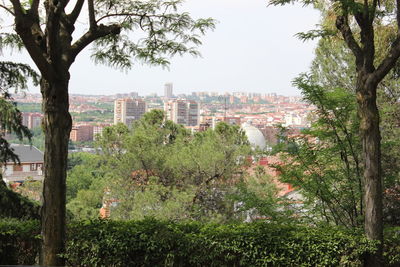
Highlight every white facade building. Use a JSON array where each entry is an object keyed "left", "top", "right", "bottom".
[
  {"left": 164, "top": 99, "right": 199, "bottom": 126},
  {"left": 114, "top": 98, "right": 147, "bottom": 127},
  {"left": 164, "top": 83, "right": 173, "bottom": 98}
]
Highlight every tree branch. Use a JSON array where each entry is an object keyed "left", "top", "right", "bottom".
[
  {"left": 96, "top": 13, "right": 165, "bottom": 24},
  {"left": 13, "top": 18, "right": 55, "bottom": 80},
  {"left": 68, "top": 0, "right": 84, "bottom": 24},
  {"left": 336, "top": 15, "right": 364, "bottom": 70},
  {"left": 9, "top": 0, "right": 24, "bottom": 17},
  {"left": 45, "top": 0, "right": 69, "bottom": 65},
  {"left": 357, "top": 13, "right": 375, "bottom": 72},
  {"left": 397, "top": 0, "right": 400, "bottom": 31},
  {"left": 9, "top": 0, "right": 56, "bottom": 80},
  {"left": 88, "top": 0, "right": 96, "bottom": 29},
  {"left": 373, "top": 36, "right": 400, "bottom": 84},
  {"left": 0, "top": 4, "right": 15, "bottom": 16},
  {"left": 371, "top": 0, "right": 378, "bottom": 24},
  {"left": 68, "top": 24, "right": 121, "bottom": 65},
  {"left": 46, "top": 5, "right": 60, "bottom": 64},
  {"left": 29, "top": 0, "right": 40, "bottom": 17}
]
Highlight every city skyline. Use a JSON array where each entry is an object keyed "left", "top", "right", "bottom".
[
  {"left": 14, "top": 90, "right": 303, "bottom": 98},
  {"left": 3, "top": 0, "right": 320, "bottom": 96}
]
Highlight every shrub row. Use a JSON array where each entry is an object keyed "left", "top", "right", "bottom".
[
  {"left": 0, "top": 219, "right": 40, "bottom": 265},
  {"left": 65, "top": 219, "right": 375, "bottom": 266},
  {"left": 1, "top": 218, "right": 400, "bottom": 266}
]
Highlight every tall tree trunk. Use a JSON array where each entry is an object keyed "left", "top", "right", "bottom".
[
  {"left": 40, "top": 76, "right": 72, "bottom": 266},
  {"left": 357, "top": 74, "right": 383, "bottom": 267}
]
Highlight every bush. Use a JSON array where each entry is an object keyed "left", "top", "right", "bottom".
[
  {"left": 1, "top": 218, "right": 399, "bottom": 266},
  {"left": 0, "top": 181, "right": 40, "bottom": 219},
  {"left": 0, "top": 219, "right": 40, "bottom": 265},
  {"left": 384, "top": 227, "right": 400, "bottom": 266},
  {"left": 64, "top": 219, "right": 376, "bottom": 267}
]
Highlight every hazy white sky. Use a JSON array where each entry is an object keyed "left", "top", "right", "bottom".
[{"left": 5, "top": 0, "right": 321, "bottom": 96}]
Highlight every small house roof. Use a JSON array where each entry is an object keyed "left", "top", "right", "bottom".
[{"left": 9, "top": 144, "right": 44, "bottom": 163}]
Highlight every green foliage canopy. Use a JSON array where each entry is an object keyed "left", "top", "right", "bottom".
[{"left": 67, "top": 111, "right": 253, "bottom": 222}]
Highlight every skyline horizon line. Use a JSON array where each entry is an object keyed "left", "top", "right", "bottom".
[{"left": 19, "top": 88, "right": 303, "bottom": 98}]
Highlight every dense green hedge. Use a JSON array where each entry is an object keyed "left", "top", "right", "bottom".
[
  {"left": 1, "top": 218, "right": 400, "bottom": 266},
  {"left": 0, "top": 181, "right": 40, "bottom": 220},
  {"left": 0, "top": 219, "right": 40, "bottom": 265},
  {"left": 65, "top": 219, "right": 375, "bottom": 267}
]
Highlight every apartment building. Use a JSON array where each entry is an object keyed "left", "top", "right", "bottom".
[
  {"left": 22, "top": 113, "right": 43, "bottom": 129},
  {"left": 93, "top": 123, "right": 112, "bottom": 140},
  {"left": 164, "top": 99, "right": 199, "bottom": 126},
  {"left": 164, "top": 83, "right": 173, "bottom": 98},
  {"left": 70, "top": 125, "right": 94, "bottom": 142},
  {"left": 114, "top": 98, "right": 147, "bottom": 127}
]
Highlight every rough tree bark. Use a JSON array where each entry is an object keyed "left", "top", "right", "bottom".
[
  {"left": 335, "top": 7, "right": 400, "bottom": 264},
  {"left": 356, "top": 73, "right": 383, "bottom": 266},
  {"left": 10, "top": 1, "right": 119, "bottom": 265},
  {"left": 40, "top": 77, "right": 72, "bottom": 266}
]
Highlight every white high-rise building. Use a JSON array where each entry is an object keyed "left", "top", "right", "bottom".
[
  {"left": 164, "top": 99, "right": 199, "bottom": 126},
  {"left": 114, "top": 98, "right": 147, "bottom": 127},
  {"left": 164, "top": 83, "right": 173, "bottom": 98}
]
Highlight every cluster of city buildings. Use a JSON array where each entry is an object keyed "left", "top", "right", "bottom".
[
  {"left": 5, "top": 84, "right": 311, "bottom": 214},
  {"left": 112, "top": 83, "right": 312, "bottom": 135},
  {"left": 113, "top": 97, "right": 200, "bottom": 127},
  {"left": 13, "top": 83, "right": 314, "bottom": 144},
  {"left": 113, "top": 83, "right": 200, "bottom": 128},
  {"left": 21, "top": 112, "right": 111, "bottom": 142}
]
